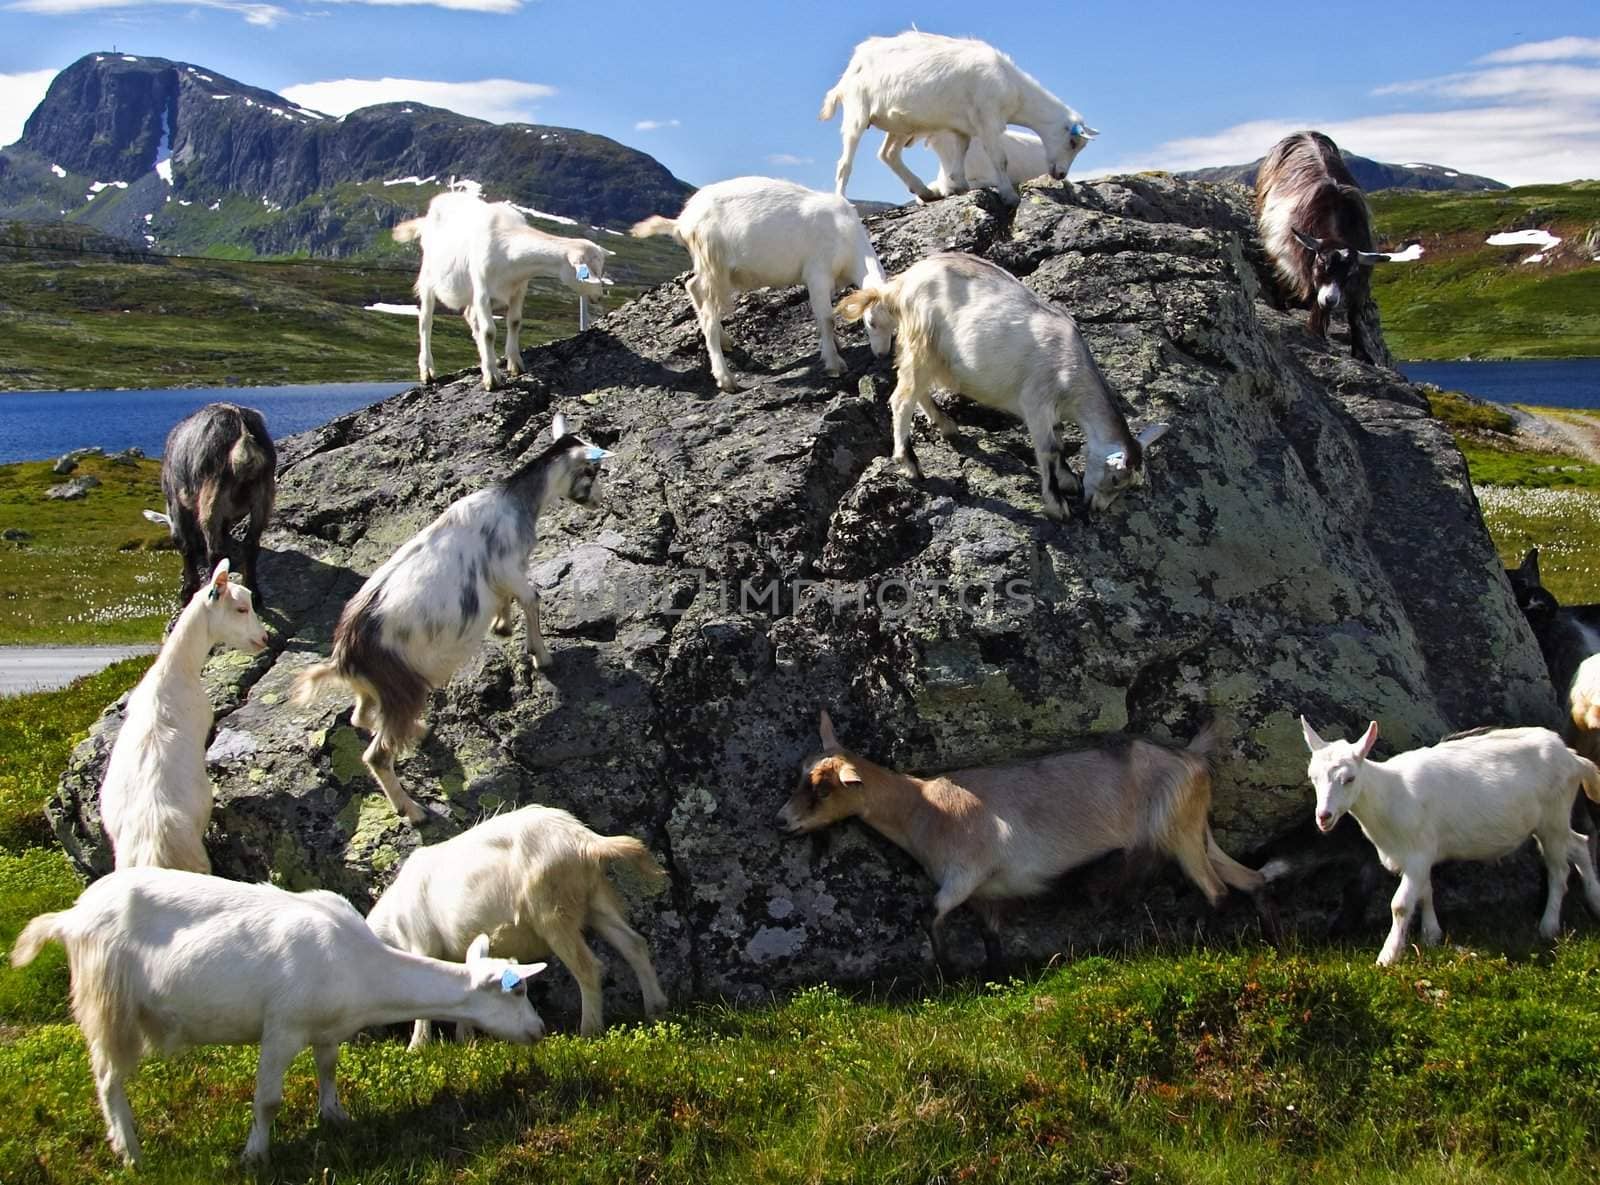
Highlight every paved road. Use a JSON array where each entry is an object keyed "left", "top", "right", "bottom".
[{"left": 0, "top": 646, "right": 159, "bottom": 696}]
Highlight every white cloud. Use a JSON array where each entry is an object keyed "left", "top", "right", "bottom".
[
  {"left": 0, "top": 68, "right": 58, "bottom": 148},
  {"left": 1479, "top": 36, "right": 1600, "bottom": 64},
  {"left": 633, "top": 118, "right": 679, "bottom": 131},
  {"left": 331, "top": 0, "right": 523, "bottom": 10},
  {"left": 1085, "top": 36, "right": 1600, "bottom": 187},
  {"left": 280, "top": 77, "right": 554, "bottom": 123},
  {"left": 6, "top": 0, "right": 288, "bottom": 24},
  {"left": 766, "top": 152, "right": 813, "bottom": 166}
]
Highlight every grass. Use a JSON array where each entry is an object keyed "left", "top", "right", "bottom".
[
  {"left": 1367, "top": 182, "right": 1600, "bottom": 361},
  {"left": 4, "top": 409, "right": 1600, "bottom": 1182},
  {"left": 0, "top": 456, "right": 179, "bottom": 644},
  {"left": 1424, "top": 389, "right": 1515, "bottom": 436}
]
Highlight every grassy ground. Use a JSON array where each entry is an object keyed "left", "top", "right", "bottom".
[
  {"left": 3, "top": 406, "right": 1600, "bottom": 1182},
  {"left": 0, "top": 455, "right": 179, "bottom": 644},
  {"left": 1368, "top": 182, "right": 1600, "bottom": 360}
]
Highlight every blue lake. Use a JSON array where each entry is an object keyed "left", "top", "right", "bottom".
[
  {"left": 0, "top": 382, "right": 409, "bottom": 464},
  {"left": 1400, "top": 358, "right": 1600, "bottom": 410}
]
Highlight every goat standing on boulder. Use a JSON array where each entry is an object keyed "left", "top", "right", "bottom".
[
  {"left": 100, "top": 559, "right": 268, "bottom": 873},
  {"left": 822, "top": 31, "right": 1095, "bottom": 204},
  {"left": 1301, "top": 717, "right": 1600, "bottom": 965},
  {"left": 630, "top": 176, "right": 893, "bottom": 392},
  {"left": 394, "top": 191, "right": 611, "bottom": 390},
  {"left": 1255, "top": 131, "right": 1388, "bottom": 363},
  {"left": 836, "top": 252, "right": 1166, "bottom": 521},
  {"left": 779, "top": 712, "right": 1279, "bottom": 972},
  {"left": 292, "top": 416, "right": 611, "bottom": 823},
  {"left": 146, "top": 402, "right": 275, "bottom": 611}
]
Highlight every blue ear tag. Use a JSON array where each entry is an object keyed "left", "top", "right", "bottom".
[
  {"left": 1070, "top": 122, "right": 1085, "bottom": 137},
  {"left": 1105, "top": 449, "right": 1127, "bottom": 468},
  {"left": 500, "top": 968, "right": 522, "bottom": 992},
  {"left": 583, "top": 445, "right": 612, "bottom": 462},
  {"left": 574, "top": 263, "right": 592, "bottom": 281}
]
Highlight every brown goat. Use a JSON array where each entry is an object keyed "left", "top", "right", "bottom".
[
  {"left": 778, "top": 712, "right": 1281, "bottom": 970},
  {"left": 1255, "top": 131, "right": 1387, "bottom": 363},
  {"left": 152, "top": 403, "right": 276, "bottom": 611}
]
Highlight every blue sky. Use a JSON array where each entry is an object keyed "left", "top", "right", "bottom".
[{"left": 1, "top": 1, "right": 1596, "bottom": 198}]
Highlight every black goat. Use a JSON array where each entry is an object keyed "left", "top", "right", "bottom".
[
  {"left": 1255, "top": 131, "right": 1387, "bottom": 363},
  {"left": 149, "top": 403, "right": 276, "bottom": 610}
]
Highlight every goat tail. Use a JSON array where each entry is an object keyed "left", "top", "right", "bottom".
[
  {"left": 589, "top": 835, "right": 668, "bottom": 886},
  {"left": 629, "top": 214, "right": 678, "bottom": 240},
  {"left": 11, "top": 911, "right": 67, "bottom": 967},
  {"left": 1573, "top": 752, "right": 1600, "bottom": 804},
  {"left": 836, "top": 284, "right": 889, "bottom": 323},
  {"left": 228, "top": 425, "right": 268, "bottom": 478},
  {"left": 291, "top": 660, "right": 348, "bottom": 706},
  {"left": 392, "top": 217, "right": 426, "bottom": 244},
  {"left": 1205, "top": 829, "right": 1284, "bottom": 893},
  {"left": 1572, "top": 678, "right": 1600, "bottom": 734},
  {"left": 819, "top": 85, "right": 842, "bottom": 121}
]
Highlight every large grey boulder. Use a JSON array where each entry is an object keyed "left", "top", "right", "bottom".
[{"left": 52, "top": 176, "right": 1556, "bottom": 1020}]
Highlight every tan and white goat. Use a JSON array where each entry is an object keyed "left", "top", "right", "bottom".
[
  {"left": 778, "top": 712, "right": 1277, "bottom": 969},
  {"left": 368, "top": 804, "right": 667, "bottom": 1040}
]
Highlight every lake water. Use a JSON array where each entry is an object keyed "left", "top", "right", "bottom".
[
  {"left": 1400, "top": 358, "right": 1600, "bottom": 410},
  {"left": 0, "top": 382, "right": 409, "bottom": 464}
]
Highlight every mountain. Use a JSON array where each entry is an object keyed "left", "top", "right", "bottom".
[
  {"left": 1183, "top": 150, "right": 1507, "bottom": 193},
  {"left": 0, "top": 52, "right": 692, "bottom": 256}
]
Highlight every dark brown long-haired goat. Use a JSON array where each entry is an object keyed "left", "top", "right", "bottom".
[
  {"left": 147, "top": 403, "right": 276, "bottom": 611},
  {"left": 1255, "top": 131, "right": 1387, "bottom": 363}
]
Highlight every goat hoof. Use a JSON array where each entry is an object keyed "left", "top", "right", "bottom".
[
  {"left": 321, "top": 1103, "right": 351, "bottom": 1125},
  {"left": 716, "top": 376, "right": 741, "bottom": 393}
]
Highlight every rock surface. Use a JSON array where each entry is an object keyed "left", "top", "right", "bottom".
[{"left": 54, "top": 176, "right": 1557, "bottom": 1020}]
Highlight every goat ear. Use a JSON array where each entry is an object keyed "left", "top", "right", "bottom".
[
  {"left": 1519, "top": 548, "right": 1542, "bottom": 584},
  {"left": 1300, "top": 715, "right": 1327, "bottom": 752},
  {"left": 1083, "top": 126, "right": 1100, "bottom": 138},
  {"left": 551, "top": 413, "right": 568, "bottom": 441},
  {"left": 207, "top": 559, "right": 230, "bottom": 601},
  {"left": 1355, "top": 720, "right": 1379, "bottom": 760},
  {"left": 819, "top": 709, "right": 840, "bottom": 752},
  {"left": 1292, "top": 229, "right": 1321, "bottom": 253},
  {"left": 509, "top": 961, "right": 547, "bottom": 984},
  {"left": 836, "top": 761, "right": 863, "bottom": 786},
  {"left": 1136, "top": 422, "right": 1169, "bottom": 450},
  {"left": 465, "top": 934, "right": 491, "bottom": 964}
]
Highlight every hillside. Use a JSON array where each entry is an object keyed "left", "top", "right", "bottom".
[
  {"left": 0, "top": 213, "right": 687, "bottom": 390},
  {"left": 1183, "top": 151, "right": 1506, "bottom": 193},
  {"left": 1366, "top": 182, "right": 1600, "bottom": 360},
  {"left": 0, "top": 52, "right": 692, "bottom": 258}
]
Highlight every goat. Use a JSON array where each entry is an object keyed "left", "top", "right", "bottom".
[
  {"left": 923, "top": 129, "right": 1047, "bottom": 198},
  {"left": 368, "top": 804, "right": 667, "bottom": 1041},
  {"left": 145, "top": 402, "right": 275, "bottom": 611},
  {"left": 1255, "top": 131, "right": 1387, "bottom": 363},
  {"left": 393, "top": 191, "right": 611, "bottom": 390},
  {"left": 821, "top": 31, "right": 1095, "bottom": 205},
  {"left": 9, "top": 867, "right": 545, "bottom": 1167},
  {"left": 292, "top": 415, "right": 611, "bottom": 823},
  {"left": 778, "top": 711, "right": 1278, "bottom": 971},
  {"left": 99, "top": 560, "right": 268, "bottom": 873},
  {"left": 1301, "top": 717, "right": 1600, "bottom": 965},
  {"left": 630, "top": 176, "right": 893, "bottom": 392},
  {"left": 836, "top": 251, "right": 1166, "bottom": 521},
  {"left": 1506, "top": 547, "right": 1600, "bottom": 705}
]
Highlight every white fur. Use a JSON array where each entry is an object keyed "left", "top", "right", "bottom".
[
  {"left": 1302, "top": 718, "right": 1600, "bottom": 966},
  {"left": 368, "top": 804, "right": 667, "bottom": 1041},
  {"left": 631, "top": 176, "right": 892, "bottom": 392},
  {"left": 820, "top": 31, "right": 1094, "bottom": 204},
  {"left": 837, "top": 252, "right": 1166, "bottom": 521},
  {"left": 394, "top": 191, "right": 609, "bottom": 389},
  {"left": 924, "top": 129, "right": 1048, "bottom": 196},
  {"left": 9, "top": 868, "right": 546, "bottom": 1167},
  {"left": 99, "top": 560, "right": 268, "bottom": 873}
]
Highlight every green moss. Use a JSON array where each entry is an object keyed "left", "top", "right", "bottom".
[{"left": 1426, "top": 389, "right": 1515, "bottom": 435}]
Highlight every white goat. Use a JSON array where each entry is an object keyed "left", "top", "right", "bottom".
[
  {"left": 9, "top": 867, "right": 546, "bottom": 1167},
  {"left": 393, "top": 191, "right": 611, "bottom": 390},
  {"left": 631, "top": 176, "right": 893, "bottom": 392},
  {"left": 779, "top": 712, "right": 1279, "bottom": 970},
  {"left": 924, "top": 129, "right": 1048, "bottom": 197},
  {"left": 293, "top": 416, "right": 611, "bottom": 822},
  {"left": 99, "top": 559, "right": 268, "bottom": 873},
  {"left": 1301, "top": 718, "right": 1600, "bottom": 966},
  {"left": 837, "top": 252, "right": 1167, "bottom": 521},
  {"left": 821, "top": 31, "right": 1096, "bottom": 204},
  {"left": 369, "top": 805, "right": 668, "bottom": 1041}
]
